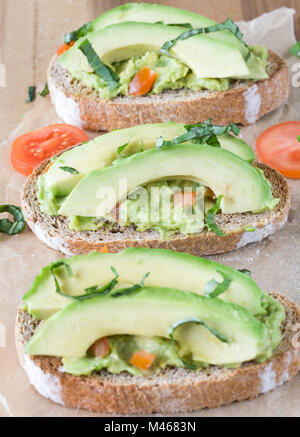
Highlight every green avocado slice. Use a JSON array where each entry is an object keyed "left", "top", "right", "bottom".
[
  {"left": 86, "top": 3, "right": 248, "bottom": 56},
  {"left": 23, "top": 248, "right": 265, "bottom": 319},
  {"left": 25, "top": 287, "right": 271, "bottom": 365},
  {"left": 39, "top": 122, "right": 254, "bottom": 203},
  {"left": 60, "top": 21, "right": 267, "bottom": 81},
  {"left": 59, "top": 144, "right": 275, "bottom": 218}
]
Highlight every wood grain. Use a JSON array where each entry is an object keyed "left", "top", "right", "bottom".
[{"left": 0, "top": 0, "right": 298, "bottom": 142}]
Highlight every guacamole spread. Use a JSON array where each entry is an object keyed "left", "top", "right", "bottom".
[
  {"left": 62, "top": 294, "right": 284, "bottom": 377},
  {"left": 66, "top": 46, "right": 268, "bottom": 100}
]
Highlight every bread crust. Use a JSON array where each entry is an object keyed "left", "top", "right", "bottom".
[
  {"left": 21, "top": 153, "right": 290, "bottom": 256},
  {"left": 47, "top": 51, "right": 289, "bottom": 131},
  {"left": 15, "top": 292, "right": 300, "bottom": 414}
]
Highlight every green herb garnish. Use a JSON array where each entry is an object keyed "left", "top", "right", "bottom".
[
  {"left": 205, "top": 195, "right": 226, "bottom": 237},
  {"left": 64, "top": 22, "right": 92, "bottom": 44},
  {"left": 290, "top": 41, "right": 300, "bottom": 58},
  {"left": 59, "top": 166, "right": 80, "bottom": 174},
  {"left": 297, "top": 135, "right": 300, "bottom": 142},
  {"left": 78, "top": 39, "right": 119, "bottom": 91},
  {"left": 155, "top": 21, "right": 193, "bottom": 29},
  {"left": 117, "top": 143, "right": 129, "bottom": 157},
  {"left": 238, "top": 269, "right": 251, "bottom": 276},
  {"left": 204, "top": 270, "right": 232, "bottom": 298},
  {"left": 156, "top": 119, "right": 240, "bottom": 150},
  {"left": 160, "top": 17, "right": 251, "bottom": 61},
  {"left": 111, "top": 272, "right": 150, "bottom": 298},
  {"left": 245, "top": 226, "right": 256, "bottom": 232},
  {"left": 26, "top": 86, "right": 36, "bottom": 103},
  {"left": 0, "top": 205, "right": 26, "bottom": 235},
  {"left": 168, "top": 317, "right": 230, "bottom": 370},
  {"left": 39, "top": 83, "right": 49, "bottom": 97}
]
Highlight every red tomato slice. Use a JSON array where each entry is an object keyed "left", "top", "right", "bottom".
[
  {"left": 173, "top": 191, "right": 196, "bottom": 207},
  {"left": 129, "top": 67, "right": 157, "bottom": 96},
  {"left": 11, "top": 124, "right": 89, "bottom": 176},
  {"left": 256, "top": 121, "right": 300, "bottom": 179}
]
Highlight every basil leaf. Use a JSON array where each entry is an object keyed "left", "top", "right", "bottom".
[
  {"left": 160, "top": 18, "right": 251, "bottom": 61},
  {"left": 290, "top": 42, "right": 300, "bottom": 58},
  {"left": 117, "top": 143, "right": 129, "bottom": 156},
  {"left": 238, "top": 269, "right": 251, "bottom": 276},
  {"left": 50, "top": 261, "right": 74, "bottom": 300},
  {"left": 64, "top": 22, "right": 92, "bottom": 44},
  {"left": 206, "top": 195, "right": 226, "bottom": 237},
  {"left": 204, "top": 270, "right": 231, "bottom": 298},
  {"left": 168, "top": 316, "right": 230, "bottom": 370},
  {"left": 78, "top": 39, "right": 119, "bottom": 91},
  {"left": 39, "top": 83, "right": 49, "bottom": 97},
  {"left": 111, "top": 272, "right": 150, "bottom": 298},
  {"left": 245, "top": 226, "right": 256, "bottom": 232},
  {"left": 26, "top": 86, "right": 36, "bottom": 103},
  {"left": 0, "top": 205, "right": 26, "bottom": 235},
  {"left": 60, "top": 166, "right": 79, "bottom": 174},
  {"left": 156, "top": 120, "right": 240, "bottom": 150},
  {"left": 297, "top": 135, "right": 300, "bottom": 142}
]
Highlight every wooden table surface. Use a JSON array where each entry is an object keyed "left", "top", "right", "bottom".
[{"left": 0, "top": 0, "right": 299, "bottom": 142}]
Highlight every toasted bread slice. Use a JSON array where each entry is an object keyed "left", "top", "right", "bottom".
[
  {"left": 47, "top": 50, "right": 289, "bottom": 131},
  {"left": 15, "top": 292, "right": 300, "bottom": 414},
  {"left": 21, "top": 153, "right": 290, "bottom": 256}
]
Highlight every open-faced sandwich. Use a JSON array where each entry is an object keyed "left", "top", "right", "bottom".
[
  {"left": 49, "top": 2, "right": 289, "bottom": 131},
  {"left": 16, "top": 248, "right": 300, "bottom": 414},
  {"left": 21, "top": 121, "right": 290, "bottom": 256}
]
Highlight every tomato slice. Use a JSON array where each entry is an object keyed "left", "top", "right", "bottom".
[
  {"left": 173, "top": 191, "right": 197, "bottom": 207},
  {"left": 129, "top": 67, "right": 158, "bottom": 96},
  {"left": 256, "top": 122, "right": 300, "bottom": 179},
  {"left": 57, "top": 41, "right": 74, "bottom": 56},
  {"left": 11, "top": 124, "right": 89, "bottom": 176}
]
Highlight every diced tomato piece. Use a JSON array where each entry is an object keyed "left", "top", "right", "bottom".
[
  {"left": 130, "top": 350, "right": 155, "bottom": 370},
  {"left": 88, "top": 337, "right": 110, "bottom": 358},
  {"left": 100, "top": 245, "right": 109, "bottom": 253},
  {"left": 129, "top": 67, "right": 157, "bottom": 96},
  {"left": 173, "top": 191, "right": 196, "bottom": 207},
  {"left": 57, "top": 41, "right": 75, "bottom": 56}
]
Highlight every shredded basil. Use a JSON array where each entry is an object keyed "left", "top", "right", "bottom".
[
  {"left": 117, "top": 143, "right": 129, "bottom": 157},
  {"left": 168, "top": 316, "right": 230, "bottom": 370},
  {"left": 156, "top": 119, "right": 240, "bottom": 150},
  {"left": 64, "top": 22, "right": 92, "bottom": 44},
  {"left": 39, "top": 83, "right": 49, "bottom": 97},
  {"left": 59, "top": 166, "right": 79, "bottom": 174},
  {"left": 0, "top": 205, "right": 26, "bottom": 235},
  {"left": 245, "top": 226, "right": 256, "bottom": 232},
  {"left": 160, "top": 17, "right": 251, "bottom": 61},
  {"left": 111, "top": 272, "right": 150, "bottom": 298},
  {"left": 238, "top": 269, "right": 251, "bottom": 276},
  {"left": 26, "top": 86, "right": 36, "bottom": 103},
  {"left": 204, "top": 270, "right": 232, "bottom": 298},
  {"left": 206, "top": 195, "right": 226, "bottom": 237},
  {"left": 155, "top": 21, "right": 193, "bottom": 29},
  {"left": 78, "top": 39, "right": 119, "bottom": 91},
  {"left": 290, "top": 41, "right": 300, "bottom": 58},
  {"left": 297, "top": 135, "right": 300, "bottom": 142}
]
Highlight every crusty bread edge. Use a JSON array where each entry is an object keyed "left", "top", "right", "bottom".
[
  {"left": 21, "top": 157, "right": 291, "bottom": 257},
  {"left": 47, "top": 50, "right": 290, "bottom": 131},
  {"left": 15, "top": 292, "right": 300, "bottom": 414}
]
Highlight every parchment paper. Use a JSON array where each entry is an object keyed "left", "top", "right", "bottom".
[{"left": 0, "top": 8, "right": 299, "bottom": 417}]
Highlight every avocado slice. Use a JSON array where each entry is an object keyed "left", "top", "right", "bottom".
[
  {"left": 23, "top": 248, "right": 265, "bottom": 319},
  {"left": 89, "top": 3, "right": 248, "bottom": 56},
  {"left": 59, "top": 144, "right": 275, "bottom": 218},
  {"left": 60, "top": 22, "right": 267, "bottom": 81},
  {"left": 25, "top": 287, "right": 271, "bottom": 365},
  {"left": 40, "top": 122, "right": 254, "bottom": 199}
]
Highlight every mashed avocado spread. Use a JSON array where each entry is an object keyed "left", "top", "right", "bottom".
[
  {"left": 67, "top": 46, "right": 268, "bottom": 100},
  {"left": 62, "top": 294, "right": 284, "bottom": 377}
]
